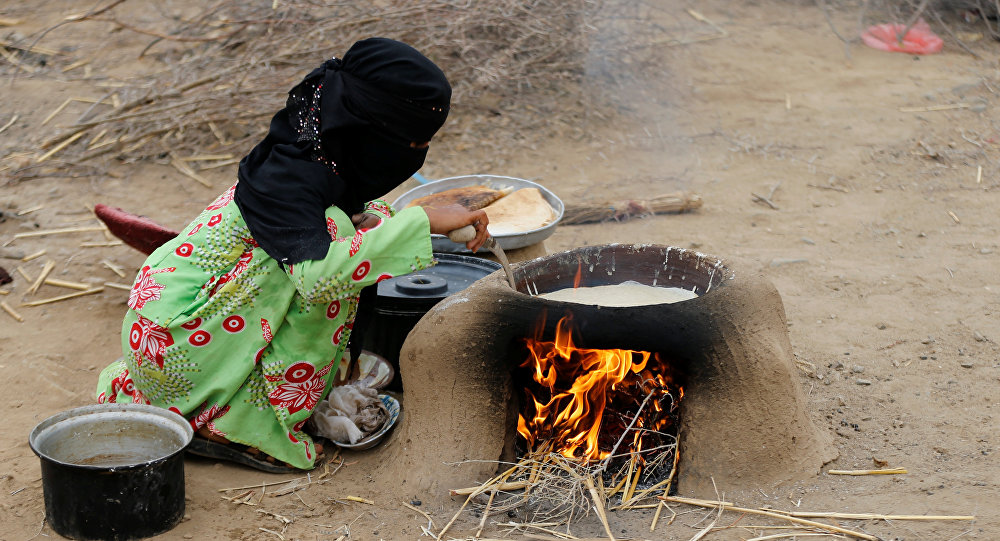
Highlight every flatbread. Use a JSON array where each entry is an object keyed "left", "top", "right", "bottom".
[
  {"left": 404, "top": 185, "right": 511, "bottom": 211},
  {"left": 483, "top": 187, "right": 555, "bottom": 235}
]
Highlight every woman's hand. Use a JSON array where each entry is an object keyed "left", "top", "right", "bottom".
[{"left": 421, "top": 204, "right": 490, "bottom": 252}]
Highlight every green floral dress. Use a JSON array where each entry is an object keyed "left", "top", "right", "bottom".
[{"left": 96, "top": 183, "right": 432, "bottom": 469}]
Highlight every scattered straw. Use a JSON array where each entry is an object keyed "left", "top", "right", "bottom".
[{"left": 827, "top": 468, "right": 907, "bottom": 476}]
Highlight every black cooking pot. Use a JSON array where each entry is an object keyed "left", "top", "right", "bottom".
[
  {"left": 363, "top": 253, "right": 501, "bottom": 390},
  {"left": 29, "top": 403, "right": 194, "bottom": 541}
]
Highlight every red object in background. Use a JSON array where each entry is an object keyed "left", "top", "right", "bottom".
[
  {"left": 94, "top": 204, "right": 180, "bottom": 255},
  {"left": 861, "top": 20, "right": 943, "bottom": 55}
]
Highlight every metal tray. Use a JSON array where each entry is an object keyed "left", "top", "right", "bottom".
[{"left": 392, "top": 174, "right": 564, "bottom": 253}]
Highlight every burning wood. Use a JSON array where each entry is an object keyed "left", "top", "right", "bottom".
[
  {"left": 444, "top": 314, "right": 684, "bottom": 532},
  {"left": 517, "top": 314, "right": 681, "bottom": 477}
]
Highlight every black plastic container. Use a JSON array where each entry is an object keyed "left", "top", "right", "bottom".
[
  {"left": 29, "top": 403, "right": 193, "bottom": 541},
  {"left": 364, "top": 253, "right": 501, "bottom": 390}
]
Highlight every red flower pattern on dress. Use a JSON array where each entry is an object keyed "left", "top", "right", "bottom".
[
  {"left": 267, "top": 361, "right": 333, "bottom": 414},
  {"left": 375, "top": 273, "right": 393, "bottom": 283},
  {"left": 188, "top": 330, "right": 212, "bottom": 347},
  {"left": 128, "top": 265, "right": 175, "bottom": 311},
  {"left": 367, "top": 201, "right": 392, "bottom": 218},
  {"left": 175, "top": 243, "right": 194, "bottom": 257},
  {"left": 261, "top": 318, "right": 273, "bottom": 342},
  {"left": 326, "top": 300, "right": 341, "bottom": 319},
  {"left": 352, "top": 260, "right": 371, "bottom": 281},
  {"left": 128, "top": 315, "right": 174, "bottom": 369},
  {"left": 222, "top": 315, "right": 245, "bottom": 333},
  {"left": 190, "top": 403, "right": 231, "bottom": 430},
  {"left": 187, "top": 223, "right": 203, "bottom": 236},
  {"left": 327, "top": 217, "right": 337, "bottom": 240},
  {"left": 210, "top": 250, "right": 254, "bottom": 296},
  {"left": 207, "top": 213, "right": 222, "bottom": 227},
  {"left": 349, "top": 231, "right": 364, "bottom": 257},
  {"left": 205, "top": 184, "right": 236, "bottom": 211},
  {"left": 180, "top": 317, "right": 202, "bottom": 330}
]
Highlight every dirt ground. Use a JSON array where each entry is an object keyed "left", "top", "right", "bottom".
[{"left": 1, "top": 1, "right": 998, "bottom": 540}]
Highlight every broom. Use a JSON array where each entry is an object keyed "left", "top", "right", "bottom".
[{"left": 560, "top": 192, "right": 702, "bottom": 225}]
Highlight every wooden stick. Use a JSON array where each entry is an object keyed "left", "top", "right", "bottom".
[
  {"left": 402, "top": 501, "right": 435, "bottom": 529},
  {"left": 947, "top": 211, "right": 961, "bottom": 224},
  {"left": 747, "top": 534, "right": 834, "bottom": 541},
  {"left": 1, "top": 301, "right": 24, "bottom": 322},
  {"left": 42, "top": 98, "right": 74, "bottom": 126},
  {"left": 0, "top": 289, "right": 10, "bottom": 295},
  {"left": 583, "top": 475, "right": 616, "bottom": 541},
  {"left": 21, "top": 249, "right": 46, "bottom": 262},
  {"left": 0, "top": 114, "right": 17, "bottom": 135},
  {"left": 21, "top": 287, "right": 103, "bottom": 306},
  {"left": 104, "top": 282, "right": 132, "bottom": 291},
  {"left": 475, "top": 487, "right": 497, "bottom": 538},
  {"left": 15, "top": 266, "right": 34, "bottom": 282},
  {"left": 101, "top": 259, "right": 127, "bottom": 278},
  {"left": 81, "top": 241, "right": 124, "bottom": 248},
  {"left": 16, "top": 205, "right": 44, "bottom": 216},
  {"left": 660, "top": 496, "right": 877, "bottom": 541},
  {"left": 450, "top": 480, "right": 529, "bottom": 495},
  {"left": 36, "top": 131, "right": 86, "bottom": 163},
  {"left": 899, "top": 103, "right": 970, "bottom": 112},
  {"left": 344, "top": 496, "right": 374, "bottom": 505},
  {"left": 13, "top": 226, "right": 106, "bottom": 239},
  {"left": 44, "top": 278, "right": 92, "bottom": 291},
  {"left": 785, "top": 511, "right": 975, "bottom": 521},
  {"left": 976, "top": 165, "right": 982, "bottom": 184},
  {"left": 650, "top": 448, "right": 681, "bottom": 531},
  {"left": 827, "top": 468, "right": 907, "bottom": 476},
  {"left": 27, "top": 260, "right": 55, "bottom": 295},
  {"left": 171, "top": 155, "right": 212, "bottom": 187}
]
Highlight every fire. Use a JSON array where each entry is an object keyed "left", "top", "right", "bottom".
[{"left": 516, "top": 314, "right": 681, "bottom": 461}]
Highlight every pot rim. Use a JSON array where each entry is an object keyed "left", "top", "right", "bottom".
[{"left": 29, "top": 402, "right": 194, "bottom": 471}]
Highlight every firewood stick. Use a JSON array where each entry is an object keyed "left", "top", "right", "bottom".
[
  {"left": 402, "top": 501, "right": 435, "bottom": 530},
  {"left": 21, "top": 287, "right": 103, "bottom": 306},
  {"left": 44, "top": 278, "right": 92, "bottom": 291},
  {"left": 784, "top": 511, "right": 975, "bottom": 521},
  {"left": 583, "top": 475, "right": 616, "bottom": 541},
  {"left": 450, "top": 481, "right": 529, "bottom": 496},
  {"left": 16, "top": 266, "right": 34, "bottom": 282},
  {"left": 474, "top": 487, "right": 497, "bottom": 538},
  {"left": 827, "top": 468, "right": 907, "bottom": 476},
  {"left": 101, "top": 259, "right": 127, "bottom": 278},
  {"left": 36, "top": 131, "right": 86, "bottom": 163},
  {"left": 660, "top": 496, "right": 877, "bottom": 541},
  {"left": 21, "top": 249, "right": 46, "bottom": 262},
  {"left": 27, "top": 260, "right": 55, "bottom": 295},
  {"left": 104, "top": 282, "right": 132, "bottom": 291},
  {"left": 439, "top": 465, "right": 517, "bottom": 541},
  {"left": 1, "top": 300, "right": 24, "bottom": 322},
  {"left": 0, "top": 289, "right": 10, "bottom": 295},
  {"left": 13, "top": 226, "right": 106, "bottom": 239},
  {"left": 650, "top": 447, "right": 682, "bottom": 531}
]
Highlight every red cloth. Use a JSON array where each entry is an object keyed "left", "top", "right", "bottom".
[
  {"left": 861, "top": 20, "right": 943, "bottom": 55},
  {"left": 94, "top": 204, "right": 180, "bottom": 255}
]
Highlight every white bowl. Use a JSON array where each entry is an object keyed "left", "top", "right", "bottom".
[{"left": 332, "top": 394, "right": 400, "bottom": 451}]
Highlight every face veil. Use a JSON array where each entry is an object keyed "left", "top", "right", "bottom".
[{"left": 234, "top": 37, "right": 451, "bottom": 265}]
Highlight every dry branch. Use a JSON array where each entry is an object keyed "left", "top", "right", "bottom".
[
  {"left": 561, "top": 192, "right": 702, "bottom": 225},
  {"left": 661, "top": 496, "right": 878, "bottom": 541}
]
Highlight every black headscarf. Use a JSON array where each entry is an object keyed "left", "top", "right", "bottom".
[{"left": 234, "top": 37, "right": 451, "bottom": 265}]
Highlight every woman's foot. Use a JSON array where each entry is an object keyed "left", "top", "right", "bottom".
[{"left": 193, "top": 426, "right": 321, "bottom": 470}]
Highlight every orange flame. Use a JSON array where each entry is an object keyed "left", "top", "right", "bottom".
[{"left": 516, "top": 315, "right": 678, "bottom": 460}]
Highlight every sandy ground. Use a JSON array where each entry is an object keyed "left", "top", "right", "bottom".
[{"left": 1, "top": 1, "right": 998, "bottom": 540}]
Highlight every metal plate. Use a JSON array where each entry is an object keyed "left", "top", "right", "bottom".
[{"left": 392, "top": 175, "right": 564, "bottom": 253}]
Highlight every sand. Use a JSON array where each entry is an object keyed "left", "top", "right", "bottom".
[{"left": 1, "top": 1, "right": 997, "bottom": 539}]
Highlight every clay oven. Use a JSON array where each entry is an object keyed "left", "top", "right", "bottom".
[{"left": 382, "top": 244, "right": 835, "bottom": 498}]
